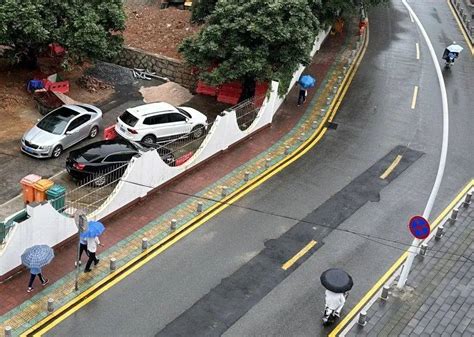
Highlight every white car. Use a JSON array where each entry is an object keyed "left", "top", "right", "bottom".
[{"left": 115, "top": 102, "right": 208, "bottom": 145}]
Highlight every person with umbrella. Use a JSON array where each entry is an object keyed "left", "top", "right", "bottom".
[
  {"left": 83, "top": 221, "right": 105, "bottom": 273},
  {"left": 21, "top": 245, "right": 54, "bottom": 292},
  {"left": 320, "top": 268, "right": 353, "bottom": 324},
  {"left": 298, "top": 74, "right": 316, "bottom": 106},
  {"left": 442, "top": 41, "right": 463, "bottom": 68}
]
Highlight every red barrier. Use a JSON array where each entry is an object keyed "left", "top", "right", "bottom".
[
  {"left": 175, "top": 151, "right": 193, "bottom": 166},
  {"left": 103, "top": 125, "right": 117, "bottom": 140}
]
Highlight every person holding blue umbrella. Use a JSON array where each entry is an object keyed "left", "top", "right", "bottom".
[
  {"left": 298, "top": 74, "right": 316, "bottom": 106},
  {"left": 21, "top": 245, "right": 54, "bottom": 292},
  {"left": 82, "top": 221, "right": 105, "bottom": 273}
]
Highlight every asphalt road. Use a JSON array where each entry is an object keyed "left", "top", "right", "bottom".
[{"left": 48, "top": 1, "right": 473, "bottom": 336}]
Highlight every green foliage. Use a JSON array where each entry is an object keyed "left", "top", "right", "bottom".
[
  {"left": 0, "top": 0, "right": 126, "bottom": 65},
  {"left": 180, "top": 0, "right": 319, "bottom": 96},
  {"left": 313, "top": 0, "right": 388, "bottom": 25},
  {"left": 191, "top": 0, "right": 218, "bottom": 23}
]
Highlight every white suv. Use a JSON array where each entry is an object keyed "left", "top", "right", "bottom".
[{"left": 115, "top": 102, "right": 208, "bottom": 144}]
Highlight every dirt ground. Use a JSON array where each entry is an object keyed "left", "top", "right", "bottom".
[
  {"left": 0, "top": 59, "right": 114, "bottom": 143},
  {"left": 123, "top": 5, "right": 201, "bottom": 59}
]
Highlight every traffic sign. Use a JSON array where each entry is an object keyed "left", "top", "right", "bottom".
[{"left": 408, "top": 216, "right": 430, "bottom": 239}]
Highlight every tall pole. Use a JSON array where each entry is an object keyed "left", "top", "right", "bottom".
[
  {"left": 74, "top": 212, "right": 87, "bottom": 291},
  {"left": 397, "top": 0, "right": 449, "bottom": 288}
]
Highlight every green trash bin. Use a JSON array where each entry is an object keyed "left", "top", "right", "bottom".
[{"left": 46, "top": 184, "right": 66, "bottom": 211}]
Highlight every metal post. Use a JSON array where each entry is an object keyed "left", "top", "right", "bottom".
[
  {"left": 4, "top": 326, "right": 12, "bottom": 337},
  {"left": 110, "top": 258, "right": 116, "bottom": 271},
  {"left": 320, "top": 108, "right": 326, "bottom": 115},
  {"left": 462, "top": 192, "right": 472, "bottom": 208},
  {"left": 326, "top": 97, "right": 332, "bottom": 106},
  {"left": 312, "top": 121, "right": 318, "bottom": 129},
  {"left": 333, "top": 86, "right": 338, "bottom": 94},
  {"left": 419, "top": 243, "right": 428, "bottom": 256},
  {"left": 449, "top": 208, "right": 459, "bottom": 225},
  {"left": 170, "top": 219, "right": 177, "bottom": 231},
  {"left": 357, "top": 311, "right": 367, "bottom": 326},
  {"left": 284, "top": 146, "right": 290, "bottom": 155},
  {"left": 47, "top": 298, "right": 54, "bottom": 313},
  {"left": 380, "top": 285, "right": 390, "bottom": 300},
  {"left": 435, "top": 225, "right": 444, "bottom": 240},
  {"left": 197, "top": 201, "right": 203, "bottom": 212},
  {"left": 142, "top": 238, "right": 148, "bottom": 250},
  {"left": 221, "top": 186, "right": 228, "bottom": 197},
  {"left": 243, "top": 171, "right": 250, "bottom": 181}
]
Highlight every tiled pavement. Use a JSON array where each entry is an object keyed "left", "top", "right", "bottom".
[
  {"left": 345, "top": 189, "right": 474, "bottom": 337},
  {"left": 0, "top": 21, "right": 362, "bottom": 336}
]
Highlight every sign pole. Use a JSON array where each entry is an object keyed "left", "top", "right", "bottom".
[{"left": 74, "top": 211, "right": 88, "bottom": 291}]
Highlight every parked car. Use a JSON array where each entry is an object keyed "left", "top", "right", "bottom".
[
  {"left": 21, "top": 104, "right": 102, "bottom": 158},
  {"left": 66, "top": 139, "right": 175, "bottom": 186},
  {"left": 115, "top": 102, "right": 208, "bottom": 145}
]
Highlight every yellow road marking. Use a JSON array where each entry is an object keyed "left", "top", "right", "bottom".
[
  {"left": 447, "top": 0, "right": 474, "bottom": 55},
  {"left": 416, "top": 43, "right": 420, "bottom": 60},
  {"left": 23, "top": 27, "right": 372, "bottom": 337},
  {"left": 411, "top": 86, "right": 419, "bottom": 109},
  {"left": 380, "top": 155, "right": 402, "bottom": 180},
  {"left": 329, "top": 179, "right": 474, "bottom": 337},
  {"left": 282, "top": 240, "right": 317, "bottom": 270}
]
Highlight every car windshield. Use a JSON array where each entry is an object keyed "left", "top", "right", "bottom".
[
  {"left": 177, "top": 108, "right": 192, "bottom": 119},
  {"left": 37, "top": 107, "right": 79, "bottom": 135},
  {"left": 119, "top": 111, "right": 139, "bottom": 127}
]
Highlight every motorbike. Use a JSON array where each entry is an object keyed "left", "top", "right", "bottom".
[{"left": 322, "top": 291, "right": 349, "bottom": 325}]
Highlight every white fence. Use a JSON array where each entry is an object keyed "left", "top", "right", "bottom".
[{"left": 0, "top": 28, "right": 330, "bottom": 278}]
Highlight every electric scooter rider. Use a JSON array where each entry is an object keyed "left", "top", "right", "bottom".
[
  {"left": 323, "top": 289, "right": 348, "bottom": 324},
  {"left": 442, "top": 41, "right": 463, "bottom": 68}
]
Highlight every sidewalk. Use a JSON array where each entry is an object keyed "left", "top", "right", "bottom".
[
  {"left": 0, "top": 21, "right": 361, "bottom": 336},
  {"left": 342, "top": 186, "right": 474, "bottom": 337}
]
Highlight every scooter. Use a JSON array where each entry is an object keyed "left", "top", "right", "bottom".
[{"left": 322, "top": 292, "right": 349, "bottom": 325}]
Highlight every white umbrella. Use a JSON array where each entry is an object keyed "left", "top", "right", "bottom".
[{"left": 447, "top": 44, "right": 463, "bottom": 53}]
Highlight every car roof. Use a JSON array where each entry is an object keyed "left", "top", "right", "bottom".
[
  {"left": 126, "top": 102, "right": 177, "bottom": 118},
  {"left": 76, "top": 140, "right": 138, "bottom": 158},
  {"left": 61, "top": 104, "right": 93, "bottom": 115}
]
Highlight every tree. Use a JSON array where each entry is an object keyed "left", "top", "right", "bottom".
[
  {"left": 0, "top": 0, "right": 126, "bottom": 67},
  {"left": 191, "top": 0, "right": 218, "bottom": 23},
  {"left": 313, "top": 0, "right": 388, "bottom": 25},
  {"left": 180, "top": 0, "right": 320, "bottom": 97}
]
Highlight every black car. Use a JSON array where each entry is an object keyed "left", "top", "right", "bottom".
[{"left": 66, "top": 139, "right": 174, "bottom": 186}]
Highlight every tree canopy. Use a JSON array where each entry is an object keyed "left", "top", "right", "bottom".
[
  {"left": 183, "top": 0, "right": 387, "bottom": 96},
  {"left": 181, "top": 0, "right": 320, "bottom": 96},
  {"left": 0, "top": 0, "right": 126, "bottom": 66}
]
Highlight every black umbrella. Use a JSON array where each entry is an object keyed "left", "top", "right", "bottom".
[{"left": 320, "top": 268, "right": 353, "bottom": 293}]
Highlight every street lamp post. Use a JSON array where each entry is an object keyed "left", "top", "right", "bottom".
[{"left": 74, "top": 211, "right": 88, "bottom": 291}]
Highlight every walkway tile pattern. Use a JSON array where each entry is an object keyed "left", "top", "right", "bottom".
[
  {"left": 346, "top": 199, "right": 474, "bottom": 337},
  {"left": 0, "top": 22, "right": 362, "bottom": 336}
]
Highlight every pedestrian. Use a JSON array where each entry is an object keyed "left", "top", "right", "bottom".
[
  {"left": 298, "top": 87, "right": 307, "bottom": 106},
  {"left": 84, "top": 236, "right": 103, "bottom": 273},
  {"left": 27, "top": 266, "right": 49, "bottom": 292},
  {"left": 324, "top": 289, "right": 346, "bottom": 318},
  {"left": 76, "top": 236, "right": 89, "bottom": 267}
]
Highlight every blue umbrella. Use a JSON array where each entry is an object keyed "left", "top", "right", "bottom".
[
  {"left": 21, "top": 245, "right": 54, "bottom": 269},
  {"left": 80, "top": 221, "right": 105, "bottom": 238},
  {"left": 299, "top": 75, "right": 316, "bottom": 89}
]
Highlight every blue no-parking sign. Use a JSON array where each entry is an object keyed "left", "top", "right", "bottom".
[{"left": 408, "top": 216, "right": 430, "bottom": 239}]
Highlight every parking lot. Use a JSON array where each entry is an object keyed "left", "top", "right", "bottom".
[{"left": 0, "top": 79, "right": 231, "bottom": 219}]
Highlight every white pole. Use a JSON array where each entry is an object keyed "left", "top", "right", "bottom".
[{"left": 397, "top": 0, "right": 450, "bottom": 288}]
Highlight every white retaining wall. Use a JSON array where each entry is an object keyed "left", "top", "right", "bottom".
[{"left": 0, "top": 28, "right": 330, "bottom": 277}]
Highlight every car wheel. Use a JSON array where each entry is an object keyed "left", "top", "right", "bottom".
[
  {"left": 52, "top": 145, "right": 63, "bottom": 158},
  {"left": 93, "top": 174, "right": 107, "bottom": 187},
  {"left": 191, "top": 125, "right": 205, "bottom": 139},
  {"left": 142, "top": 135, "right": 156, "bottom": 145},
  {"left": 89, "top": 126, "right": 99, "bottom": 138}
]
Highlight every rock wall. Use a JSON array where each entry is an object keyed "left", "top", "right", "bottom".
[{"left": 115, "top": 46, "right": 197, "bottom": 90}]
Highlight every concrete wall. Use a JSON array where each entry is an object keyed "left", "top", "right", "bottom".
[{"left": 115, "top": 46, "right": 197, "bottom": 90}]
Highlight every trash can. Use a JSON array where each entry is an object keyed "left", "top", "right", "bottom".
[
  {"left": 33, "top": 179, "right": 55, "bottom": 202},
  {"left": 46, "top": 184, "right": 66, "bottom": 211},
  {"left": 20, "top": 174, "right": 42, "bottom": 204}
]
